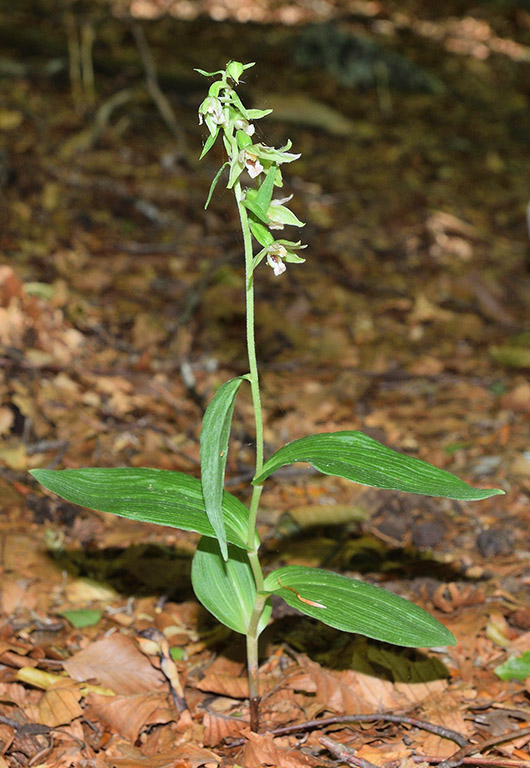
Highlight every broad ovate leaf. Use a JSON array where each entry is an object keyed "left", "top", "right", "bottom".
[
  {"left": 253, "top": 431, "right": 504, "bottom": 501},
  {"left": 192, "top": 538, "right": 272, "bottom": 635},
  {"left": 30, "top": 468, "right": 254, "bottom": 549},
  {"left": 264, "top": 565, "right": 455, "bottom": 648},
  {"left": 201, "top": 376, "right": 245, "bottom": 560},
  {"left": 201, "top": 376, "right": 248, "bottom": 560}
]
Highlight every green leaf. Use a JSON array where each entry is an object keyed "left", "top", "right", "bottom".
[
  {"left": 199, "top": 127, "right": 220, "bottom": 160},
  {"left": 207, "top": 81, "right": 224, "bottom": 98},
  {"left": 227, "top": 156, "right": 244, "bottom": 189},
  {"left": 242, "top": 192, "right": 270, "bottom": 225},
  {"left": 254, "top": 166, "right": 277, "bottom": 216},
  {"left": 264, "top": 565, "right": 455, "bottom": 648},
  {"left": 495, "top": 652, "right": 530, "bottom": 681},
  {"left": 236, "top": 130, "right": 253, "bottom": 149},
  {"left": 283, "top": 251, "right": 306, "bottom": 264},
  {"left": 253, "top": 431, "right": 504, "bottom": 501},
  {"left": 30, "top": 468, "right": 254, "bottom": 549},
  {"left": 226, "top": 61, "right": 249, "bottom": 83},
  {"left": 251, "top": 246, "right": 268, "bottom": 273},
  {"left": 204, "top": 162, "right": 229, "bottom": 209},
  {"left": 201, "top": 376, "right": 248, "bottom": 560},
  {"left": 229, "top": 89, "right": 250, "bottom": 119},
  {"left": 247, "top": 108, "right": 273, "bottom": 120},
  {"left": 58, "top": 609, "right": 102, "bottom": 628},
  {"left": 192, "top": 538, "right": 271, "bottom": 635},
  {"left": 195, "top": 67, "right": 226, "bottom": 78},
  {"left": 249, "top": 219, "right": 274, "bottom": 248},
  {"left": 253, "top": 141, "right": 300, "bottom": 165},
  {"left": 226, "top": 60, "right": 255, "bottom": 84},
  {"left": 266, "top": 202, "right": 305, "bottom": 230}
]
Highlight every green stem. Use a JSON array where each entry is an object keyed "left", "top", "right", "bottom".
[
  {"left": 235, "top": 182, "right": 267, "bottom": 732},
  {"left": 248, "top": 549, "right": 264, "bottom": 592},
  {"left": 246, "top": 592, "right": 268, "bottom": 732},
  {"left": 235, "top": 182, "right": 265, "bottom": 550}
]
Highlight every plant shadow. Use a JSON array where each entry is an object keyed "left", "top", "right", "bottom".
[{"left": 48, "top": 542, "right": 195, "bottom": 600}]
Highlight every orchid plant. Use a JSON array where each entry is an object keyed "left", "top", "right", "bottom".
[{"left": 30, "top": 61, "right": 503, "bottom": 733}]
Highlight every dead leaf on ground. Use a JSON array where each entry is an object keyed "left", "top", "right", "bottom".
[
  {"left": 287, "top": 656, "right": 409, "bottom": 713},
  {"left": 37, "top": 683, "right": 83, "bottom": 726},
  {"left": 85, "top": 691, "right": 175, "bottom": 741},
  {"left": 241, "top": 731, "right": 320, "bottom": 768},
  {"left": 63, "top": 633, "right": 165, "bottom": 695},
  {"left": 108, "top": 742, "right": 220, "bottom": 767}
]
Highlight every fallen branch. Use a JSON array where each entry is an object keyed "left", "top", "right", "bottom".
[
  {"left": 437, "top": 725, "right": 530, "bottom": 768},
  {"left": 225, "top": 712, "right": 469, "bottom": 749},
  {"left": 414, "top": 756, "right": 530, "bottom": 768},
  {"left": 130, "top": 21, "right": 186, "bottom": 156},
  {"left": 268, "top": 713, "right": 469, "bottom": 747},
  {"left": 320, "top": 735, "right": 377, "bottom": 768},
  {"left": 59, "top": 87, "right": 134, "bottom": 157}
]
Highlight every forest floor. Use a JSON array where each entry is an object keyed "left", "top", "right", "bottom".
[{"left": 0, "top": 1, "right": 530, "bottom": 767}]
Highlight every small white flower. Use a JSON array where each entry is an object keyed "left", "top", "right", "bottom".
[
  {"left": 266, "top": 243, "right": 288, "bottom": 276},
  {"left": 267, "top": 253, "right": 287, "bottom": 276},
  {"left": 234, "top": 118, "right": 255, "bottom": 136},
  {"left": 199, "top": 96, "right": 225, "bottom": 126},
  {"left": 241, "top": 150, "right": 264, "bottom": 178}
]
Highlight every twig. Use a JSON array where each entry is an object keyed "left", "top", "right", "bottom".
[
  {"left": 271, "top": 713, "right": 469, "bottom": 747},
  {"left": 60, "top": 88, "right": 134, "bottom": 156},
  {"left": 320, "top": 735, "right": 377, "bottom": 768},
  {"left": 64, "top": 10, "right": 83, "bottom": 111},
  {"left": 130, "top": 21, "right": 186, "bottom": 155},
  {"left": 25, "top": 439, "right": 69, "bottom": 457},
  {"left": 438, "top": 726, "right": 530, "bottom": 768},
  {"left": 80, "top": 20, "right": 96, "bottom": 107},
  {"left": 414, "top": 756, "right": 530, "bottom": 768},
  {"left": 320, "top": 734, "right": 372, "bottom": 767},
  {"left": 0, "top": 713, "right": 50, "bottom": 736},
  {"left": 225, "top": 712, "right": 469, "bottom": 749}
]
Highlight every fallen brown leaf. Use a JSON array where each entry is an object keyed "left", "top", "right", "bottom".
[
  {"left": 85, "top": 691, "right": 175, "bottom": 741},
  {"left": 63, "top": 633, "right": 165, "bottom": 695},
  {"left": 241, "top": 731, "right": 319, "bottom": 768},
  {"left": 287, "top": 656, "right": 406, "bottom": 713},
  {"left": 38, "top": 683, "right": 83, "bottom": 727}
]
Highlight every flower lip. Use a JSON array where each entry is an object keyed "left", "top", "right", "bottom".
[
  {"left": 242, "top": 151, "right": 264, "bottom": 178},
  {"left": 266, "top": 252, "right": 287, "bottom": 276}
]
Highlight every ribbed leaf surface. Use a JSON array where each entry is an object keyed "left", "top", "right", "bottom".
[
  {"left": 264, "top": 565, "right": 455, "bottom": 647},
  {"left": 30, "top": 468, "right": 253, "bottom": 549},
  {"left": 192, "top": 538, "right": 271, "bottom": 635},
  {"left": 253, "top": 431, "right": 503, "bottom": 501},
  {"left": 201, "top": 376, "right": 248, "bottom": 559}
]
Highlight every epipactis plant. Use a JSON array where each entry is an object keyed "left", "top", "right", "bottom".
[{"left": 31, "top": 61, "right": 504, "bottom": 732}]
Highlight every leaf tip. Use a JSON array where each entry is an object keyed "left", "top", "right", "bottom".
[{"left": 491, "top": 488, "right": 505, "bottom": 497}]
